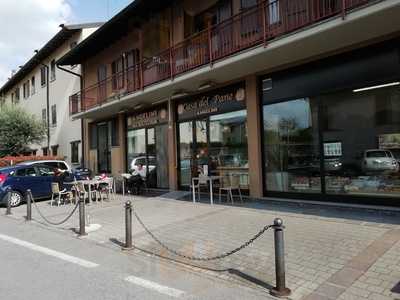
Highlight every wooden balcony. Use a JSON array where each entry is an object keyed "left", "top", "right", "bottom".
[{"left": 70, "top": 0, "right": 375, "bottom": 115}]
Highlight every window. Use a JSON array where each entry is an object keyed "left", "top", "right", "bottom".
[
  {"left": 42, "top": 108, "right": 47, "bottom": 125},
  {"left": 14, "top": 87, "right": 20, "bottom": 103},
  {"left": 37, "top": 166, "right": 54, "bottom": 176},
  {"left": 321, "top": 85, "right": 400, "bottom": 198},
  {"left": 31, "top": 76, "right": 35, "bottom": 95},
  {"left": 40, "top": 66, "right": 47, "bottom": 86},
  {"left": 111, "top": 56, "right": 124, "bottom": 90},
  {"left": 50, "top": 59, "right": 56, "bottom": 81},
  {"left": 16, "top": 167, "right": 37, "bottom": 177},
  {"left": 71, "top": 141, "right": 80, "bottom": 164},
  {"left": 263, "top": 98, "right": 321, "bottom": 194},
  {"left": 23, "top": 81, "right": 30, "bottom": 99},
  {"left": 51, "top": 145, "right": 58, "bottom": 156},
  {"left": 51, "top": 104, "right": 57, "bottom": 126},
  {"left": 90, "top": 124, "right": 98, "bottom": 150},
  {"left": 70, "top": 41, "right": 77, "bottom": 49},
  {"left": 241, "top": 0, "right": 257, "bottom": 9},
  {"left": 11, "top": 92, "right": 14, "bottom": 104},
  {"left": 42, "top": 147, "right": 48, "bottom": 156}
]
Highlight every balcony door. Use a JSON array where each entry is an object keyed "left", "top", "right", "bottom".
[{"left": 97, "top": 65, "right": 107, "bottom": 103}]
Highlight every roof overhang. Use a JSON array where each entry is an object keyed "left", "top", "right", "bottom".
[
  {"left": 57, "top": 0, "right": 174, "bottom": 66},
  {"left": 0, "top": 22, "right": 103, "bottom": 95}
]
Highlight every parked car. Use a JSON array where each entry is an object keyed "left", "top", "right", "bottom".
[
  {"left": 72, "top": 167, "right": 92, "bottom": 180},
  {"left": 0, "top": 163, "right": 61, "bottom": 207},
  {"left": 21, "top": 160, "right": 71, "bottom": 173},
  {"left": 361, "top": 149, "right": 399, "bottom": 174},
  {"left": 130, "top": 156, "right": 156, "bottom": 174},
  {"left": 20, "top": 160, "right": 90, "bottom": 180}
]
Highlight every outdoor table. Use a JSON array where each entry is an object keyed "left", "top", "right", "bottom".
[
  {"left": 76, "top": 179, "right": 104, "bottom": 203},
  {"left": 191, "top": 176, "right": 221, "bottom": 205}
]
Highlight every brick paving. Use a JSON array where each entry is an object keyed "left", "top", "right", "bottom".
[{"left": 6, "top": 194, "right": 400, "bottom": 300}]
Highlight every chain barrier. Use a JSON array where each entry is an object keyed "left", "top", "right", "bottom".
[
  {"left": 30, "top": 192, "right": 80, "bottom": 226},
  {"left": 132, "top": 207, "right": 273, "bottom": 261}
]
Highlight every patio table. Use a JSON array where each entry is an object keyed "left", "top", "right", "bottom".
[
  {"left": 191, "top": 176, "right": 221, "bottom": 205},
  {"left": 75, "top": 179, "right": 105, "bottom": 203}
]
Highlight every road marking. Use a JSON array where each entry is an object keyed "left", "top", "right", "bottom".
[
  {"left": 0, "top": 233, "right": 99, "bottom": 268},
  {"left": 125, "top": 275, "right": 185, "bottom": 298}
]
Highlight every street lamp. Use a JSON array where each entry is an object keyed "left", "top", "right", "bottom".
[{"left": 34, "top": 50, "right": 50, "bottom": 153}]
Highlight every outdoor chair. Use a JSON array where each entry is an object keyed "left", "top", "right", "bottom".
[
  {"left": 98, "top": 177, "right": 115, "bottom": 201},
  {"left": 191, "top": 174, "right": 208, "bottom": 202},
  {"left": 50, "top": 182, "right": 71, "bottom": 206},
  {"left": 219, "top": 174, "right": 243, "bottom": 204}
]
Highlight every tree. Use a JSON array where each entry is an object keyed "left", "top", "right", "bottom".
[{"left": 0, "top": 105, "right": 46, "bottom": 156}]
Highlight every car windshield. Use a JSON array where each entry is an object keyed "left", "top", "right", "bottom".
[{"left": 366, "top": 151, "right": 391, "bottom": 158}]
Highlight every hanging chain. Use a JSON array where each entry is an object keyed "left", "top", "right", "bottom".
[
  {"left": 30, "top": 192, "right": 80, "bottom": 226},
  {"left": 133, "top": 207, "right": 273, "bottom": 261}
]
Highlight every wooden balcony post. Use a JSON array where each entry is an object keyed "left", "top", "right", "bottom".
[
  {"left": 262, "top": 0, "right": 267, "bottom": 47},
  {"left": 139, "top": 29, "right": 144, "bottom": 90},
  {"left": 208, "top": 20, "right": 213, "bottom": 66},
  {"left": 169, "top": 7, "right": 174, "bottom": 80},
  {"left": 342, "top": 0, "right": 347, "bottom": 20}
]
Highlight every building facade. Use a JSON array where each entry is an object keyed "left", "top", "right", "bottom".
[
  {"left": 0, "top": 23, "right": 101, "bottom": 166},
  {"left": 58, "top": 0, "right": 400, "bottom": 206}
]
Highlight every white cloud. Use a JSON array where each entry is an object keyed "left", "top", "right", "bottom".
[{"left": 0, "top": 0, "right": 71, "bottom": 86}]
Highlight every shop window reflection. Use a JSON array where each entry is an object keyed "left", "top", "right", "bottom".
[
  {"left": 209, "top": 110, "right": 249, "bottom": 190},
  {"left": 323, "top": 86, "right": 400, "bottom": 197},
  {"left": 263, "top": 98, "right": 321, "bottom": 193}
]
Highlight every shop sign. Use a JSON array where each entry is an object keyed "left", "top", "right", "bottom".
[
  {"left": 177, "top": 83, "right": 246, "bottom": 120},
  {"left": 127, "top": 107, "right": 168, "bottom": 129},
  {"left": 324, "top": 142, "right": 342, "bottom": 157}
]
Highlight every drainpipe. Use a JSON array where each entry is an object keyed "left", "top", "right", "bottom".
[{"left": 57, "top": 64, "right": 85, "bottom": 166}]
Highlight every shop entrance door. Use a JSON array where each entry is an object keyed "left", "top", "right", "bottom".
[
  {"left": 97, "top": 123, "right": 111, "bottom": 173},
  {"left": 178, "top": 119, "right": 209, "bottom": 187},
  {"left": 127, "top": 125, "right": 169, "bottom": 189}
]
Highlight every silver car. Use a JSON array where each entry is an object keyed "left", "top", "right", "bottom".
[{"left": 361, "top": 149, "right": 399, "bottom": 173}]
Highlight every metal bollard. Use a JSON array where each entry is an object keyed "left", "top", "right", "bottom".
[
  {"left": 5, "top": 188, "right": 12, "bottom": 215},
  {"left": 270, "top": 218, "right": 291, "bottom": 298},
  {"left": 78, "top": 196, "right": 87, "bottom": 236},
  {"left": 26, "top": 190, "right": 32, "bottom": 221},
  {"left": 123, "top": 200, "right": 133, "bottom": 250}
]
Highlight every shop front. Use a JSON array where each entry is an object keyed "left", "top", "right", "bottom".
[
  {"left": 126, "top": 106, "right": 169, "bottom": 189},
  {"left": 261, "top": 39, "right": 400, "bottom": 206},
  {"left": 176, "top": 83, "right": 249, "bottom": 191}
]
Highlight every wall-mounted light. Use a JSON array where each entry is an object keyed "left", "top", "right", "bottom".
[
  {"left": 152, "top": 98, "right": 168, "bottom": 105},
  {"left": 353, "top": 82, "right": 400, "bottom": 93},
  {"left": 133, "top": 103, "right": 144, "bottom": 110},
  {"left": 198, "top": 81, "right": 216, "bottom": 91},
  {"left": 171, "top": 90, "right": 189, "bottom": 99}
]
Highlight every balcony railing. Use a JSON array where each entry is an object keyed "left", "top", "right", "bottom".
[{"left": 70, "top": 0, "right": 374, "bottom": 115}]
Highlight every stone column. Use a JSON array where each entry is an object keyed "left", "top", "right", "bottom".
[{"left": 246, "top": 75, "right": 264, "bottom": 198}]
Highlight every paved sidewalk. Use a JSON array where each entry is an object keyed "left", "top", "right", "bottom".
[{"left": 7, "top": 195, "right": 400, "bottom": 300}]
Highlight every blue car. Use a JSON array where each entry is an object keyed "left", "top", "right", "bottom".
[{"left": 0, "top": 163, "right": 67, "bottom": 207}]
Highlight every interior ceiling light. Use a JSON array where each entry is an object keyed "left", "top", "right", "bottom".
[{"left": 353, "top": 82, "right": 400, "bottom": 93}]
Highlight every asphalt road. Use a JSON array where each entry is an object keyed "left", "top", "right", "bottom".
[{"left": 0, "top": 215, "right": 273, "bottom": 300}]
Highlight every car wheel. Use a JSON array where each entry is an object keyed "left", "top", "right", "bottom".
[{"left": 9, "top": 191, "right": 23, "bottom": 207}]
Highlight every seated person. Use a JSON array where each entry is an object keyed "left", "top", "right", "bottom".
[{"left": 127, "top": 164, "right": 146, "bottom": 194}]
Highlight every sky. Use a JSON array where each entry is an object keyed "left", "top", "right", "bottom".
[{"left": 0, "top": 0, "right": 133, "bottom": 87}]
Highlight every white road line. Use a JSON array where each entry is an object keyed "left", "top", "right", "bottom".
[
  {"left": 125, "top": 275, "right": 186, "bottom": 298},
  {"left": 0, "top": 233, "right": 99, "bottom": 268}
]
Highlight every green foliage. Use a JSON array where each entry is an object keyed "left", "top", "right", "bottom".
[{"left": 0, "top": 105, "right": 46, "bottom": 156}]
